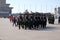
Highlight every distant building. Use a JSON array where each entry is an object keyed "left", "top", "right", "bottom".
[
  {"left": 0, "top": 0, "right": 13, "bottom": 17},
  {"left": 58, "top": 7, "right": 60, "bottom": 16},
  {"left": 54, "top": 8, "right": 58, "bottom": 18}
]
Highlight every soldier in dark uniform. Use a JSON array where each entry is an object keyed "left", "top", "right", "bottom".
[
  {"left": 39, "top": 16, "right": 41, "bottom": 27},
  {"left": 40, "top": 14, "right": 45, "bottom": 28},
  {"left": 58, "top": 16, "right": 60, "bottom": 23},
  {"left": 28, "top": 16, "right": 32, "bottom": 29},
  {"left": 48, "top": 15, "right": 55, "bottom": 24},
  {"left": 48, "top": 16, "right": 51, "bottom": 24},
  {"left": 17, "top": 15, "right": 22, "bottom": 29},
  {"left": 31, "top": 15, "right": 34, "bottom": 29},
  {"left": 34, "top": 16, "right": 37, "bottom": 29},
  {"left": 37, "top": 16, "right": 41, "bottom": 28},
  {"left": 33, "top": 16, "right": 38, "bottom": 29},
  {"left": 40, "top": 15, "right": 43, "bottom": 28},
  {"left": 32, "top": 16, "right": 35, "bottom": 29},
  {"left": 21, "top": 15, "right": 25, "bottom": 29},
  {"left": 52, "top": 15, "right": 55, "bottom": 24},
  {"left": 23, "top": 10, "right": 30, "bottom": 29},
  {"left": 43, "top": 15, "right": 47, "bottom": 28},
  {"left": 23, "top": 15, "right": 27, "bottom": 29},
  {"left": 25, "top": 15, "right": 29, "bottom": 29},
  {"left": 36, "top": 16, "right": 40, "bottom": 29},
  {"left": 20, "top": 15, "right": 25, "bottom": 29},
  {"left": 28, "top": 15, "right": 34, "bottom": 29}
]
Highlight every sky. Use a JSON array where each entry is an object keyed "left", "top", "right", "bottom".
[{"left": 6, "top": 0, "right": 60, "bottom": 13}]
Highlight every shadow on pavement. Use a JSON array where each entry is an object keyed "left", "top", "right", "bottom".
[{"left": 29, "top": 26, "right": 58, "bottom": 31}]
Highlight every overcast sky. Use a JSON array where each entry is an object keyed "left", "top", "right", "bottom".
[{"left": 6, "top": 0, "right": 60, "bottom": 13}]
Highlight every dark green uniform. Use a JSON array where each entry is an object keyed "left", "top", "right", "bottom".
[{"left": 58, "top": 16, "right": 60, "bottom": 23}]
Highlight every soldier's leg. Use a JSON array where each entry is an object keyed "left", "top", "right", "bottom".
[
  {"left": 25, "top": 21, "right": 28, "bottom": 29},
  {"left": 25, "top": 22, "right": 27, "bottom": 29},
  {"left": 31, "top": 24, "right": 33, "bottom": 29},
  {"left": 30, "top": 23, "right": 33, "bottom": 29},
  {"left": 44, "top": 25, "right": 46, "bottom": 28},
  {"left": 37, "top": 23, "right": 39, "bottom": 29},
  {"left": 34, "top": 25, "right": 36, "bottom": 29},
  {"left": 42, "top": 24, "right": 45, "bottom": 28},
  {"left": 29, "top": 25, "right": 31, "bottom": 29},
  {"left": 42, "top": 22, "right": 46, "bottom": 28},
  {"left": 28, "top": 23, "right": 31, "bottom": 30},
  {"left": 44, "top": 22, "right": 47, "bottom": 28},
  {"left": 19, "top": 25, "right": 20, "bottom": 29},
  {"left": 21, "top": 22, "right": 24, "bottom": 29},
  {"left": 41, "top": 24, "right": 43, "bottom": 28}
]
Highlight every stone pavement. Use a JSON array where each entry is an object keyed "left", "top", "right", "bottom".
[{"left": 0, "top": 18, "right": 60, "bottom": 40}]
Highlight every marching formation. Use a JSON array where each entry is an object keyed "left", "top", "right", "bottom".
[
  {"left": 9, "top": 10, "right": 55, "bottom": 30},
  {"left": 9, "top": 13, "right": 47, "bottom": 30},
  {"left": 17, "top": 14, "right": 47, "bottom": 30}
]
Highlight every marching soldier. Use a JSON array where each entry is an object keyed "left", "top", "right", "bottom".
[
  {"left": 40, "top": 15, "right": 43, "bottom": 28},
  {"left": 40, "top": 14, "right": 47, "bottom": 28},
  {"left": 28, "top": 15, "right": 34, "bottom": 29},
  {"left": 50, "top": 15, "right": 54, "bottom": 24},
  {"left": 43, "top": 15, "right": 47, "bottom": 28},
  {"left": 17, "top": 15, "right": 22, "bottom": 29},
  {"left": 24, "top": 15, "right": 29, "bottom": 29},
  {"left": 58, "top": 16, "right": 60, "bottom": 23},
  {"left": 34, "top": 16, "right": 37, "bottom": 29},
  {"left": 39, "top": 16, "right": 41, "bottom": 27},
  {"left": 48, "top": 15, "right": 55, "bottom": 24}
]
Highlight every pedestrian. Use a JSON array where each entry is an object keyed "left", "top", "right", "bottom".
[{"left": 12, "top": 17, "right": 17, "bottom": 26}]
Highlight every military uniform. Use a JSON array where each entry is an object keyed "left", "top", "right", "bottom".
[
  {"left": 48, "top": 15, "right": 54, "bottom": 24},
  {"left": 17, "top": 15, "right": 22, "bottom": 29},
  {"left": 58, "top": 16, "right": 60, "bottom": 23}
]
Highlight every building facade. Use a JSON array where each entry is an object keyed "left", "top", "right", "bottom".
[
  {"left": 0, "top": 0, "right": 13, "bottom": 17},
  {"left": 54, "top": 8, "right": 58, "bottom": 18},
  {"left": 58, "top": 7, "right": 60, "bottom": 17}
]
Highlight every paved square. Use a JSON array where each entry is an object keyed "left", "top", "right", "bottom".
[{"left": 0, "top": 18, "right": 60, "bottom": 40}]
